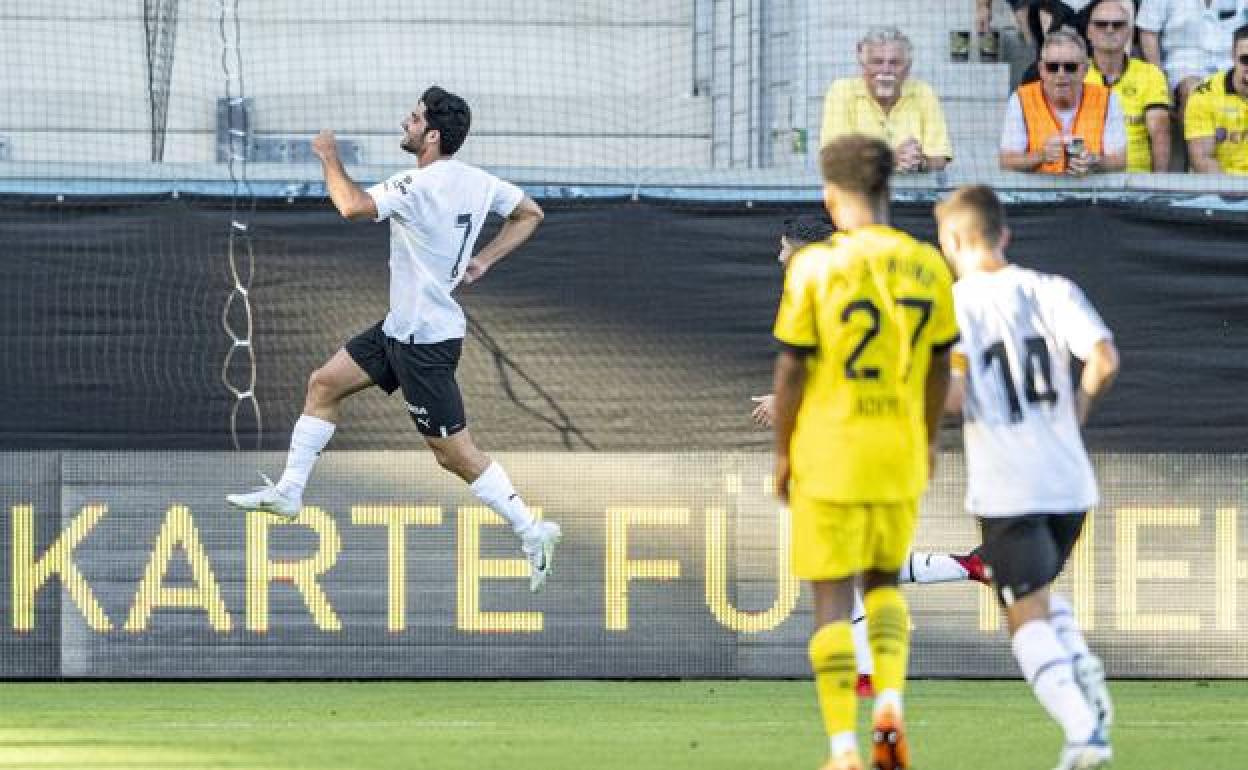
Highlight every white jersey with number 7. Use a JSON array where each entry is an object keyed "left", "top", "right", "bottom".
[
  {"left": 367, "top": 158, "right": 525, "bottom": 345},
  {"left": 953, "top": 265, "right": 1112, "bottom": 517}
]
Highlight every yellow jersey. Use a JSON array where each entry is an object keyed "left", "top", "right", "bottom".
[
  {"left": 1185, "top": 71, "right": 1248, "bottom": 175},
  {"left": 773, "top": 225, "right": 958, "bottom": 503},
  {"left": 1086, "top": 56, "right": 1170, "bottom": 172}
]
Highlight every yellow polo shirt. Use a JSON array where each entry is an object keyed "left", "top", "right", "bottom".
[
  {"left": 1086, "top": 56, "right": 1170, "bottom": 172},
  {"left": 820, "top": 78, "right": 953, "bottom": 161},
  {"left": 1185, "top": 71, "right": 1248, "bottom": 175}
]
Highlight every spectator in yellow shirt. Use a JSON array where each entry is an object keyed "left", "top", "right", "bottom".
[
  {"left": 1085, "top": 0, "right": 1173, "bottom": 171},
  {"left": 820, "top": 26, "right": 953, "bottom": 173},
  {"left": 1185, "top": 23, "right": 1248, "bottom": 173}
]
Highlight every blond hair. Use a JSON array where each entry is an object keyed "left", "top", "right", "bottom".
[{"left": 934, "top": 185, "right": 1006, "bottom": 248}]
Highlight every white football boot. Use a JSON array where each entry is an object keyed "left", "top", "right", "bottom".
[
  {"left": 521, "top": 520, "right": 562, "bottom": 593},
  {"left": 226, "top": 473, "right": 301, "bottom": 518},
  {"left": 1053, "top": 726, "right": 1112, "bottom": 770}
]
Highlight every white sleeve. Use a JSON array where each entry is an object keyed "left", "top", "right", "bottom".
[
  {"left": 1051, "top": 278, "right": 1112, "bottom": 360},
  {"left": 1135, "top": 0, "right": 1167, "bottom": 33},
  {"left": 489, "top": 177, "right": 526, "bottom": 218},
  {"left": 1103, "top": 92, "right": 1128, "bottom": 155},
  {"left": 366, "top": 171, "right": 416, "bottom": 223},
  {"left": 1000, "top": 93, "right": 1029, "bottom": 153}
]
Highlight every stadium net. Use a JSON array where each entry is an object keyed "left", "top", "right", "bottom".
[{"left": 2, "top": 0, "right": 1246, "bottom": 197}]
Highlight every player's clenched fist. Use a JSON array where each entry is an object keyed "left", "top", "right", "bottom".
[{"left": 311, "top": 130, "right": 338, "bottom": 161}]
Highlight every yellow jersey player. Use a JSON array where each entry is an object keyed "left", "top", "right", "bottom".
[
  {"left": 771, "top": 135, "right": 958, "bottom": 770},
  {"left": 754, "top": 215, "right": 987, "bottom": 701}
]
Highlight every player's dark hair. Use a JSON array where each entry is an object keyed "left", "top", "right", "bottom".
[
  {"left": 782, "top": 215, "right": 835, "bottom": 245},
  {"left": 935, "top": 184, "right": 1007, "bottom": 247},
  {"left": 421, "top": 86, "right": 472, "bottom": 156},
  {"left": 1234, "top": 23, "right": 1248, "bottom": 48},
  {"left": 819, "top": 135, "right": 893, "bottom": 201}
]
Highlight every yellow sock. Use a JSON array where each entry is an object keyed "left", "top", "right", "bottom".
[
  {"left": 808, "top": 621, "right": 858, "bottom": 738},
  {"left": 865, "top": 586, "right": 911, "bottom": 697}
]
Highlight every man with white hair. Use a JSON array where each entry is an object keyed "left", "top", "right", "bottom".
[
  {"left": 821, "top": 26, "right": 953, "bottom": 173},
  {"left": 1085, "top": 0, "right": 1173, "bottom": 170}
]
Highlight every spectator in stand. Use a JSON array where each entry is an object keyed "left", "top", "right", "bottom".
[
  {"left": 821, "top": 26, "right": 953, "bottom": 173},
  {"left": 1022, "top": 0, "right": 1096, "bottom": 49},
  {"left": 1000, "top": 29, "right": 1129, "bottom": 174},
  {"left": 1086, "top": 0, "right": 1174, "bottom": 170},
  {"left": 1137, "top": 0, "right": 1248, "bottom": 117},
  {"left": 1008, "top": 0, "right": 1097, "bottom": 84},
  {"left": 1185, "top": 22, "right": 1248, "bottom": 172}
]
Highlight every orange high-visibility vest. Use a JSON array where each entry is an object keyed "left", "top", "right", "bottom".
[{"left": 1019, "top": 81, "right": 1110, "bottom": 174}]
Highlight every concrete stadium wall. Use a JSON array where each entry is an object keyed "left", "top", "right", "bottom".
[{"left": 0, "top": 0, "right": 710, "bottom": 168}]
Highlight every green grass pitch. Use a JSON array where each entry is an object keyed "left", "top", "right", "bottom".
[{"left": 0, "top": 680, "right": 1242, "bottom": 769}]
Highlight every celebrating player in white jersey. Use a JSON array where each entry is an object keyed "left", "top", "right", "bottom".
[
  {"left": 935, "top": 186, "right": 1119, "bottom": 770},
  {"left": 227, "top": 86, "right": 561, "bottom": 592}
]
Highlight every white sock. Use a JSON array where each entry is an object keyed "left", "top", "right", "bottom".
[
  {"left": 469, "top": 462, "right": 536, "bottom": 536},
  {"left": 1012, "top": 619, "right": 1097, "bottom": 743},
  {"left": 829, "top": 731, "right": 858, "bottom": 758},
  {"left": 899, "top": 552, "right": 968, "bottom": 584},
  {"left": 1049, "top": 593, "right": 1092, "bottom": 661},
  {"left": 873, "top": 688, "right": 902, "bottom": 719},
  {"left": 276, "top": 415, "right": 335, "bottom": 498},
  {"left": 851, "top": 589, "right": 873, "bottom": 676}
]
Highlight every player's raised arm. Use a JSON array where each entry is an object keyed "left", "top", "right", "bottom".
[
  {"left": 463, "top": 196, "right": 544, "bottom": 284},
  {"left": 311, "top": 129, "right": 378, "bottom": 221}
]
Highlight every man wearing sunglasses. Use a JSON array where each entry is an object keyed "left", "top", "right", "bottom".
[
  {"left": 1086, "top": 0, "right": 1175, "bottom": 170},
  {"left": 1000, "top": 29, "right": 1129, "bottom": 174},
  {"left": 1184, "top": 23, "right": 1248, "bottom": 172}
]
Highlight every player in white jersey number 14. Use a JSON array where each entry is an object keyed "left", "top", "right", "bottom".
[
  {"left": 936, "top": 186, "right": 1119, "bottom": 770},
  {"left": 226, "top": 86, "right": 560, "bottom": 592}
]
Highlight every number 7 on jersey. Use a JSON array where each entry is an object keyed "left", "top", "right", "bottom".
[{"left": 451, "top": 213, "right": 472, "bottom": 279}]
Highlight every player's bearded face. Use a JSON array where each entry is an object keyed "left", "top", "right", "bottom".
[
  {"left": 400, "top": 104, "right": 434, "bottom": 156},
  {"left": 400, "top": 125, "right": 432, "bottom": 156}
]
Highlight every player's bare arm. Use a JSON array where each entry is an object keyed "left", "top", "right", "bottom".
[
  {"left": 944, "top": 352, "right": 967, "bottom": 416},
  {"left": 312, "top": 129, "right": 378, "bottom": 221},
  {"left": 463, "top": 196, "right": 544, "bottom": 284},
  {"left": 924, "top": 348, "right": 952, "bottom": 472},
  {"left": 771, "top": 349, "right": 807, "bottom": 502},
  {"left": 1076, "top": 338, "right": 1120, "bottom": 426}
]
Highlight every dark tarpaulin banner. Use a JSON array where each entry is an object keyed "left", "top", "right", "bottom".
[{"left": 0, "top": 197, "right": 1244, "bottom": 452}]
